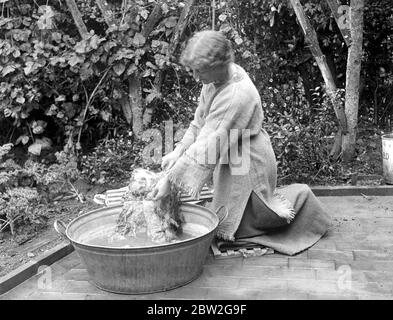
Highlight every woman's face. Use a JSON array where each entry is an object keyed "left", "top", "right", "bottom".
[{"left": 191, "top": 65, "right": 227, "bottom": 84}]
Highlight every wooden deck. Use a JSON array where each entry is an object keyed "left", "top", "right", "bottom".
[{"left": 2, "top": 195, "right": 393, "bottom": 300}]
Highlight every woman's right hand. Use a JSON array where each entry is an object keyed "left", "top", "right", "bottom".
[{"left": 161, "top": 149, "right": 181, "bottom": 171}]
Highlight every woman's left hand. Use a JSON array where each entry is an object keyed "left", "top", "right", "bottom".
[{"left": 151, "top": 176, "right": 171, "bottom": 200}]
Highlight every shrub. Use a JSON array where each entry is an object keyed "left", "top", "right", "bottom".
[
  {"left": 0, "top": 143, "right": 80, "bottom": 235},
  {"left": 263, "top": 82, "right": 341, "bottom": 184}
]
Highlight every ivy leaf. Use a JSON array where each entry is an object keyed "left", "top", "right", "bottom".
[
  {"left": 13, "top": 49, "right": 21, "bottom": 58},
  {"left": 63, "top": 102, "right": 76, "bottom": 118},
  {"left": 104, "top": 41, "right": 117, "bottom": 52},
  {"left": 28, "top": 138, "right": 52, "bottom": 155},
  {"left": 146, "top": 61, "right": 158, "bottom": 70},
  {"left": 218, "top": 14, "right": 227, "bottom": 22},
  {"left": 140, "top": 9, "right": 149, "bottom": 20},
  {"left": 142, "top": 69, "right": 152, "bottom": 77},
  {"left": 133, "top": 33, "right": 146, "bottom": 47},
  {"left": 32, "top": 120, "right": 47, "bottom": 134},
  {"left": 161, "top": 3, "right": 169, "bottom": 14},
  {"left": 3, "top": 108, "right": 12, "bottom": 117},
  {"left": 113, "top": 48, "right": 135, "bottom": 60},
  {"left": 68, "top": 54, "right": 84, "bottom": 66},
  {"left": 16, "top": 96, "right": 25, "bottom": 104},
  {"left": 151, "top": 40, "right": 161, "bottom": 49},
  {"left": 2, "top": 65, "right": 16, "bottom": 76},
  {"left": 49, "top": 56, "right": 66, "bottom": 66},
  {"left": 21, "top": 17, "right": 31, "bottom": 27},
  {"left": 55, "top": 95, "right": 66, "bottom": 102},
  {"left": 46, "top": 104, "right": 57, "bottom": 116},
  {"left": 15, "top": 135, "right": 29, "bottom": 145},
  {"left": 234, "top": 36, "right": 243, "bottom": 45},
  {"left": 74, "top": 40, "right": 88, "bottom": 54},
  {"left": 51, "top": 32, "right": 62, "bottom": 43},
  {"left": 113, "top": 63, "right": 126, "bottom": 76},
  {"left": 145, "top": 90, "right": 161, "bottom": 104},
  {"left": 37, "top": 5, "right": 55, "bottom": 30},
  {"left": 28, "top": 143, "right": 42, "bottom": 156},
  {"left": 80, "top": 62, "right": 94, "bottom": 80},
  {"left": 89, "top": 35, "right": 105, "bottom": 50},
  {"left": 164, "top": 16, "right": 178, "bottom": 28},
  {"left": 127, "top": 64, "right": 138, "bottom": 76},
  {"left": 90, "top": 53, "right": 100, "bottom": 63},
  {"left": 24, "top": 61, "right": 38, "bottom": 75},
  {"left": 100, "top": 110, "right": 111, "bottom": 122},
  {"left": 112, "top": 89, "right": 122, "bottom": 99}
]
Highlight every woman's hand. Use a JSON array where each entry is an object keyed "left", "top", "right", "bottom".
[
  {"left": 151, "top": 175, "right": 172, "bottom": 201},
  {"left": 161, "top": 149, "right": 181, "bottom": 171}
]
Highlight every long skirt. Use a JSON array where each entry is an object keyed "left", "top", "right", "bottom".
[{"left": 215, "top": 184, "right": 332, "bottom": 256}]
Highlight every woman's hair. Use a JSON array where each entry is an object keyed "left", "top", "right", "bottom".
[{"left": 180, "top": 30, "right": 234, "bottom": 70}]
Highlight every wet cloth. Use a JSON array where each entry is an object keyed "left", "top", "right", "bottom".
[{"left": 167, "top": 63, "right": 297, "bottom": 241}]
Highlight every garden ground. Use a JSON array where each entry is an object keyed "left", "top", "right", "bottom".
[
  {"left": 1, "top": 194, "right": 393, "bottom": 300},
  {"left": 0, "top": 181, "right": 107, "bottom": 278}
]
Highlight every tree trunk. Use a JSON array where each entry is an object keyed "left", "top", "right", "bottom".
[
  {"left": 325, "top": 0, "right": 351, "bottom": 47},
  {"left": 129, "top": 76, "right": 144, "bottom": 138},
  {"left": 142, "top": 0, "right": 195, "bottom": 128},
  {"left": 96, "top": 0, "right": 144, "bottom": 135},
  {"left": 65, "top": 0, "right": 89, "bottom": 39},
  {"left": 289, "top": 0, "right": 347, "bottom": 158},
  {"left": 341, "top": 0, "right": 364, "bottom": 162},
  {"left": 166, "top": 0, "right": 195, "bottom": 57},
  {"left": 119, "top": 95, "right": 132, "bottom": 125}
]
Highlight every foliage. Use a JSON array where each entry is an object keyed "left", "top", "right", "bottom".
[
  {"left": 0, "top": 0, "right": 391, "bottom": 190},
  {"left": 0, "top": 0, "right": 194, "bottom": 152},
  {"left": 0, "top": 187, "right": 42, "bottom": 235},
  {"left": 264, "top": 84, "right": 341, "bottom": 184},
  {"left": 0, "top": 142, "right": 80, "bottom": 235},
  {"left": 361, "top": 0, "right": 393, "bottom": 128},
  {"left": 80, "top": 132, "right": 143, "bottom": 185}
]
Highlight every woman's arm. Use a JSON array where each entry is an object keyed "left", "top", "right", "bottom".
[
  {"left": 173, "top": 86, "right": 206, "bottom": 155},
  {"left": 166, "top": 83, "right": 256, "bottom": 198}
]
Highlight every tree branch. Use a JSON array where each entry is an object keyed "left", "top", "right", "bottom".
[
  {"left": 325, "top": 0, "right": 351, "bottom": 47},
  {"left": 64, "top": 0, "right": 89, "bottom": 39},
  {"left": 167, "top": 0, "right": 195, "bottom": 57},
  {"left": 289, "top": 0, "right": 347, "bottom": 141}
]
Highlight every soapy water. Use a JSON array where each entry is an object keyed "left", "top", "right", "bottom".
[{"left": 81, "top": 223, "right": 210, "bottom": 248}]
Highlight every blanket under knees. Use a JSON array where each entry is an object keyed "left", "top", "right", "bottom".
[{"left": 216, "top": 184, "right": 332, "bottom": 256}]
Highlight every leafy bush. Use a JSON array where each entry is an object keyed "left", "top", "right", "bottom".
[
  {"left": 0, "top": 143, "right": 80, "bottom": 235},
  {"left": 263, "top": 82, "right": 341, "bottom": 184},
  {"left": 80, "top": 133, "right": 142, "bottom": 185},
  {"left": 0, "top": 0, "right": 196, "bottom": 153}
]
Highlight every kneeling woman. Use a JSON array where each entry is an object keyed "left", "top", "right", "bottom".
[{"left": 152, "top": 30, "right": 331, "bottom": 255}]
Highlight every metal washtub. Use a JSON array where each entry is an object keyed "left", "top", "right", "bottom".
[{"left": 54, "top": 203, "right": 227, "bottom": 294}]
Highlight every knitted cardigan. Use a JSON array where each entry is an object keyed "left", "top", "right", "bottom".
[{"left": 167, "top": 63, "right": 295, "bottom": 241}]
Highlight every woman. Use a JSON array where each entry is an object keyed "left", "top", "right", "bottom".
[{"left": 152, "top": 30, "right": 331, "bottom": 255}]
